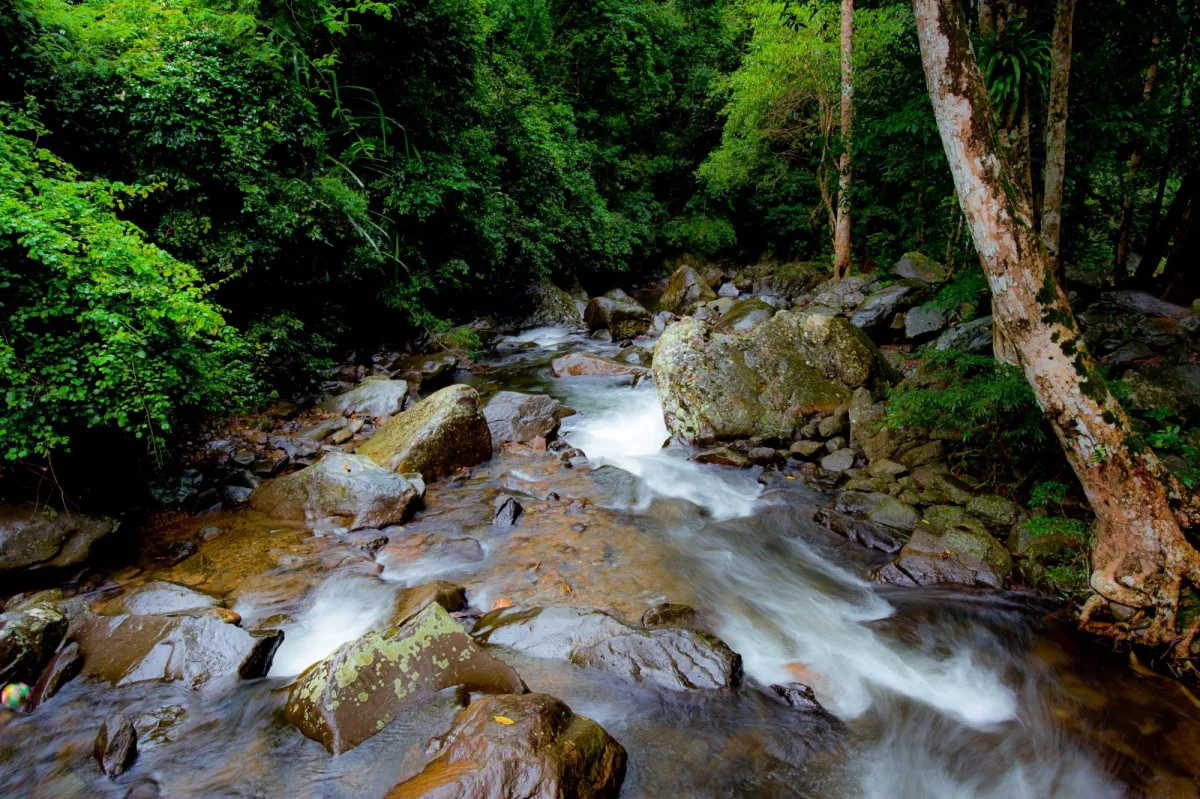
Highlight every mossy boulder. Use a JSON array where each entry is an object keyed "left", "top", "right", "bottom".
[
  {"left": 248, "top": 452, "right": 422, "bottom": 530},
  {"left": 653, "top": 311, "right": 897, "bottom": 444},
  {"left": 285, "top": 603, "right": 525, "bottom": 754},
  {"left": 891, "top": 252, "right": 947, "bottom": 283},
  {"left": 658, "top": 265, "right": 717, "bottom": 314},
  {"left": 357, "top": 385, "right": 492, "bottom": 480},
  {"left": 732, "top": 261, "right": 826, "bottom": 300},
  {"left": 584, "top": 296, "right": 652, "bottom": 341},
  {"left": 713, "top": 298, "right": 776, "bottom": 333}
]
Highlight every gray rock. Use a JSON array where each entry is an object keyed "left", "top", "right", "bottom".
[
  {"left": 493, "top": 494, "right": 523, "bottom": 528},
  {"left": 393, "top": 354, "right": 458, "bottom": 391},
  {"left": 95, "top": 715, "right": 137, "bottom": 779},
  {"left": 297, "top": 417, "right": 349, "bottom": 442},
  {"left": 1120, "top": 363, "right": 1200, "bottom": 417},
  {"left": 718, "top": 282, "right": 740, "bottom": 297},
  {"left": 1095, "top": 290, "right": 1190, "bottom": 319},
  {"left": 905, "top": 305, "right": 948, "bottom": 339},
  {"left": 835, "top": 491, "right": 919, "bottom": 531},
  {"left": 748, "top": 447, "right": 782, "bottom": 465},
  {"left": 1106, "top": 341, "right": 1153, "bottom": 364},
  {"left": 484, "top": 391, "right": 564, "bottom": 444},
  {"left": 319, "top": 376, "right": 408, "bottom": 419},
  {"left": 660, "top": 266, "right": 718, "bottom": 314},
  {"left": 966, "top": 494, "right": 1025, "bottom": 533},
  {"left": 103, "top": 581, "right": 221, "bottom": 617},
  {"left": 891, "top": 253, "right": 947, "bottom": 283},
  {"left": 714, "top": 298, "right": 777, "bottom": 333},
  {"left": 814, "top": 508, "right": 907, "bottom": 553},
  {"left": 357, "top": 384, "right": 492, "bottom": 480},
  {"left": 0, "top": 503, "right": 119, "bottom": 577},
  {"left": 866, "top": 459, "right": 907, "bottom": 478},
  {"left": 820, "top": 448, "right": 856, "bottom": 473},
  {"left": 851, "top": 279, "right": 931, "bottom": 335},
  {"left": 934, "top": 316, "right": 994, "bottom": 355},
  {"left": 817, "top": 407, "right": 848, "bottom": 438},
  {"left": 789, "top": 440, "right": 825, "bottom": 459},
  {"left": 706, "top": 296, "right": 737, "bottom": 316},
  {"left": 584, "top": 296, "right": 652, "bottom": 340},
  {"left": 824, "top": 437, "right": 847, "bottom": 453},
  {"left": 898, "top": 441, "right": 944, "bottom": 469}
]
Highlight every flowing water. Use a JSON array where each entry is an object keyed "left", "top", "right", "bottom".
[{"left": 3, "top": 327, "right": 1200, "bottom": 798}]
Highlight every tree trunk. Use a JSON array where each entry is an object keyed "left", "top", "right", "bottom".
[
  {"left": 1148, "top": 44, "right": 1189, "bottom": 246},
  {"left": 1114, "top": 32, "right": 1163, "bottom": 274},
  {"left": 914, "top": 0, "right": 1200, "bottom": 654},
  {"left": 1160, "top": 203, "right": 1198, "bottom": 306},
  {"left": 1041, "top": 0, "right": 1076, "bottom": 275},
  {"left": 1137, "top": 163, "right": 1197, "bottom": 287},
  {"left": 833, "top": 0, "right": 854, "bottom": 280}
]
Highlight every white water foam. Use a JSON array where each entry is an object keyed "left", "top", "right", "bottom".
[{"left": 501, "top": 325, "right": 575, "bottom": 347}]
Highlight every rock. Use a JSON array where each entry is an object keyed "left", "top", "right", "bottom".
[
  {"left": 641, "top": 603, "right": 699, "bottom": 629},
  {"left": 501, "top": 278, "right": 585, "bottom": 329},
  {"left": 768, "top": 682, "right": 828, "bottom": 713},
  {"left": 817, "top": 407, "right": 848, "bottom": 438},
  {"left": 966, "top": 494, "right": 1025, "bottom": 533},
  {"left": 659, "top": 265, "right": 718, "bottom": 313},
  {"left": 836, "top": 491, "right": 920, "bottom": 532},
  {"left": 394, "top": 354, "right": 458, "bottom": 391},
  {"left": 493, "top": 494, "right": 523, "bottom": 528},
  {"left": 1008, "top": 520, "right": 1083, "bottom": 562},
  {"left": 392, "top": 581, "right": 467, "bottom": 626},
  {"left": 905, "top": 305, "right": 948, "bottom": 340},
  {"left": 102, "top": 581, "right": 221, "bottom": 617},
  {"left": 0, "top": 503, "right": 120, "bottom": 578},
  {"left": 584, "top": 296, "right": 652, "bottom": 340},
  {"left": 484, "top": 391, "right": 564, "bottom": 445},
  {"left": 914, "top": 468, "right": 974, "bottom": 505},
  {"left": 923, "top": 504, "right": 1012, "bottom": 572},
  {"left": 1095, "top": 290, "right": 1190, "bottom": 319},
  {"left": 473, "top": 606, "right": 741, "bottom": 691},
  {"left": 319, "top": 376, "right": 408, "bottom": 419},
  {"left": 748, "top": 446, "right": 782, "bottom": 465},
  {"left": 26, "top": 641, "right": 82, "bottom": 711},
  {"left": 384, "top": 693, "right": 626, "bottom": 799},
  {"left": 874, "top": 527, "right": 1008, "bottom": 589},
  {"left": 851, "top": 280, "right": 931, "bottom": 335},
  {"left": 718, "top": 282, "right": 740, "bottom": 298},
  {"left": 285, "top": 604, "right": 524, "bottom": 754},
  {"left": 820, "top": 449, "right": 856, "bottom": 473},
  {"left": 731, "top": 261, "right": 826, "bottom": 300},
  {"left": 713, "top": 298, "right": 777, "bottom": 333},
  {"left": 814, "top": 509, "right": 907, "bottom": 553},
  {"left": 550, "top": 353, "right": 648, "bottom": 381},
  {"left": 221, "top": 485, "right": 253, "bottom": 507},
  {"left": 0, "top": 603, "right": 68, "bottom": 686},
  {"left": 298, "top": 416, "right": 349, "bottom": 442},
  {"left": 1105, "top": 341, "right": 1153, "bottom": 364},
  {"left": 891, "top": 252, "right": 947, "bottom": 283},
  {"left": 789, "top": 440, "right": 825, "bottom": 459},
  {"left": 934, "top": 316, "right": 994, "bottom": 355},
  {"left": 614, "top": 347, "right": 654, "bottom": 367},
  {"left": 358, "top": 385, "right": 492, "bottom": 480},
  {"left": 898, "top": 441, "right": 944, "bottom": 469},
  {"left": 653, "top": 311, "right": 896, "bottom": 444},
  {"left": 824, "top": 436, "right": 847, "bottom": 453},
  {"left": 122, "top": 780, "right": 163, "bottom": 799},
  {"left": 1120, "top": 364, "right": 1200, "bottom": 417},
  {"left": 248, "top": 452, "right": 421, "bottom": 530},
  {"left": 866, "top": 459, "right": 907, "bottom": 478},
  {"left": 706, "top": 296, "right": 737, "bottom": 316},
  {"left": 95, "top": 715, "right": 137, "bottom": 779},
  {"left": 693, "top": 447, "right": 752, "bottom": 468},
  {"left": 74, "top": 614, "right": 283, "bottom": 689}
]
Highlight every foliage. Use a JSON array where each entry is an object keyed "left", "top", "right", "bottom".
[
  {"left": 1028, "top": 479, "right": 1072, "bottom": 510},
  {"left": 974, "top": 20, "right": 1050, "bottom": 116},
  {"left": 0, "top": 104, "right": 258, "bottom": 464}
]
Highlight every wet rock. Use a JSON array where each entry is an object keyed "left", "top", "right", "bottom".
[
  {"left": 298, "top": 416, "right": 349, "bottom": 442},
  {"left": 905, "top": 305, "right": 948, "bottom": 340},
  {"left": 320, "top": 376, "right": 409, "bottom": 419},
  {"left": 102, "top": 581, "right": 221, "bottom": 617},
  {"left": 0, "top": 502, "right": 120, "bottom": 578},
  {"left": 473, "top": 606, "right": 627, "bottom": 658},
  {"left": 0, "top": 603, "right": 68, "bottom": 685},
  {"left": 394, "top": 354, "right": 458, "bottom": 391},
  {"left": 221, "top": 485, "right": 253, "bottom": 507},
  {"left": 874, "top": 527, "right": 1007, "bottom": 589},
  {"left": 248, "top": 452, "right": 421, "bottom": 530},
  {"left": 768, "top": 682, "right": 828, "bottom": 714},
  {"left": 835, "top": 491, "right": 920, "bottom": 532},
  {"left": 892, "top": 252, "right": 947, "bottom": 283},
  {"left": 934, "top": 316, "right": 994, "bottom": 355},
  {"left": 693, "top": 448, "right": 752, "bottom": 468},
  {"left": 25, "top": 641, "right": 82, "bottom": 711},
  {"left": 584, "top": 295, "right": 652, "bottom": 340},
  {"left": 551, "top": 352, "right": 648, "bottom": 380},
  {"left": 851, "top": 280, "right": 931, "bottom": 336},
  {"left": 718, "top": 282, "right": 740, "bottom": 298},
  {"left": 74, "top": 614, "right": 283, "bottom": 689},
  {"left": 385, "top": 693, "right": 626, "bottom": 799},
  {"left": 966, "top": 494, "right": 1025, "bottom": 533},
  {"left": 285, "top": 604, "right": 524, "bottom": 754},
  {"left": 748, "top": 447, "right": 782, "bottom": 465},
  {"left": 713, "top": 298, "right": 777, "bottom": 333},
  {"left": 819, "top": 449, "right": 856, "bottom": 473},
  {"left": 813, "top": 509, "right": 906, "bottom": 553},
  {"left": 393, "top": 581, "right": 468, "bottom": 626},
  {"left": 659, "top": 265, "right": 717, "bottom": 314},
  {"left": 641, "top": 603, "right": 699, "bottom": 629},
  {"left": 358, "top": 385, "right": 493, "bottom": 480},
  {"left": 484, "top": 391, "right": 564, "bottom": 444},
  {"left": 95, "top": 715, "right": 137, "bottom": 779},
  {"left": 122, "top": 780, "right": 163, "bottom": 799},
  {"left": 493, "top": 494, "right": 524, "bottom": 528}
]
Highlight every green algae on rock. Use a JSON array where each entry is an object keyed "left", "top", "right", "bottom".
[
  {"left": 658, "top": 265, "right": 717, "bottom": 314},
  {"left": 357, "top": 385, "right": 492, "bottom": 480},
  {"left": 285, "top": 603, "right": 525, "bottom": 754}
]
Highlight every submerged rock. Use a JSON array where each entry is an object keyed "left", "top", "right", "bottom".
[
  {"left": 358, "top": 385, "right": 492, "bottom": 480},
  {"left": 551, "top": 352, "right": 648, "bottom": 380},
  {"left": 95, "top": 715, "right": 138, "bottom": 779},
  {"left": 659, "top": 265, "right": 717, "bottom": 314},
  {"left": 493, "top": 494, "right": 524, "bottom": 528},
  {"left": 319, "top": 376, "right": 408, "bottom": 419},
  {"left": 484, "top": 391, "right": 565, "bottom": 444},
  {"left": 584, "top": 295, "right": 652, "bottom": 341},
  {"left": 285, "top": 604, "right": 524, "bottom": 754},
  {"left": 26, "top": 640, "right": 82, "bottom": 711},
  {"left": 248, "top": 452, "right": 422, "bottom": 530},
  {"left": 0, "top": 502, "right": 119, "bottom": 578},
  {"left": 0, "top": 603, "right": 68, "bottom": 685},
  {"left": 385, "top": 693, "right": 626, "bottom": 799},
  {"left": 74, "top": 614, "right": 283, "bottom": 689},
  {"left": 392, "top": 581, "right": 468, "bottom": 627}
]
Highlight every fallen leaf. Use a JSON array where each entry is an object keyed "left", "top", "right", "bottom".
[
  {"left": 493, "top": 716, "right": 515, "bottom": 725},
  {"left": 492, "top": 597, "right": 513, "bottom": 610},
  {"left": 558, "top": 582, "right": 572, "bottom": 594}
]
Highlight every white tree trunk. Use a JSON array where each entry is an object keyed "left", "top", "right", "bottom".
[
  {"left": 833, "top": 0, "right": 854, "bottom": 280},
  {"left": 913, "top": 0, "right": 1200, "bottom": 652}
]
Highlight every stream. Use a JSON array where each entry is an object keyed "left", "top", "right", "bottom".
[{"left": 3, "top": 326, "right": 1199, "bottom": 798}]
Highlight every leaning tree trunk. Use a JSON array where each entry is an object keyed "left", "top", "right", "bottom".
[
  {"left": 1114, "top": 32, "right": 1163, "bottom": 274},
  {"left": 914, "top": 0, "right": 1200, "bottom": 655},
  {"left": 833, "top": 0, "right": 854, "bottom": 280},
  {"left": 1041, "top": 0, "right": 1076, "bottom": 276}
]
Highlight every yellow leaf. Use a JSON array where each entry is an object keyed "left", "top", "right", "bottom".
[{"left": 493, "top": 716, "right": 515, "bottom": 725}]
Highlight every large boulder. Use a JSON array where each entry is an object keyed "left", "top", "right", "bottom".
[
  {"left": 484, "top": 391, "right": 565, "bottom": 444},
  {"left": 874, "top": 505, "right": 1012, "bottom": 589},
  {"left": 357, "top": 385, "right": 492, "bottom": 480},
  {"left": 934, "top": 316, "right": 994, "bottom": 355},
  {"left": 319, "top": 376, "right": 408, "bottom": 419},
  {"left": 1094, "top": 290, "right": 1190, "bottom": 319},
  {"left": 551, "top": 353, "right": 648, "bottom": 380},
  {"left": 285, "top": 603, "right": 524, "bottom": 754},
  {"left": 499, "top": 278, "right": 585, "bottom": 330},
  {"left": 732, "top": 261, "right": 826, "bottom": 301},
  {"left": 713, "top": 298, "right": 777, "bottom": 333},
  {"left": 850, "top": 279, "right": 931, "bottom": 335},
  {"left": 74, "top": 614, "right": 283, "bottom": 689},
  {"left": 891, "top": 252, "right": 947, "bottom": 283},
  {"left": 0, "top": 503, "right": 119, "bottom": 578},
  {"left": 658, "top": 265, "right": 717, "bottom": 314},
  {"left": 248, "top": 452, "right": 421, "bottom": 530},
  {"left": 653, "top": 311, "right": 897, "bottom": 444},
  {"left": 584, "top": 296, "right": 652, "bottom": 341},
  {"left": 1120, "top": 363, "right": 1200, "bottom": 417},
  {"left": 385, "top": 693, "right": 626, "bottom": 799},
  {"left": 473, "top": 606, "right": 741, "bottom": 692},
  {"left": 0, "top": 603, "right": 68, "bottom": 685}
]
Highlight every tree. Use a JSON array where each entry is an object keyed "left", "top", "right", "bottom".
[
  {"left": 1041, "top": 0, "right": 1076, "bottom": 273},
  {"left": 913, "top": 0, "right": 1200, "bottom": 656},
  {"left": 1114, "top": 30, "right": 1163, "bottom": 273},
  {"left": 833, "top": 0, "right": 854, "bottom": 279}
]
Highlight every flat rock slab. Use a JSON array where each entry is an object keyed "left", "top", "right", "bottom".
[
  {"left": 101, "top": 581, "right": 221, "bottom": 617},
  {"left": 285, "top": 603, "right": 524, "bottom": 754},
  {"left": 484, "top": 391, "right": 564, "bottom": 444}
]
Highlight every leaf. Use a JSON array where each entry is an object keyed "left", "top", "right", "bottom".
[{"left": 493, "top": 715, "right": 515, "bottom": 725}]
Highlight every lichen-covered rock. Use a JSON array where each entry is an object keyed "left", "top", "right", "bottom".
[
  {"left": 391, "top": 581, "right": 468, "bottom": 627},
  {"left": 74, "top": 613, "right": 283, "bottom": 689},
  {"left": 891, "top": 252, "right": 947, "bottom": 283},
  {"left": 834, "top": 491, "right": 920, "bottom": 532},
  {"left": 934, "top": 316, "right": 994, "bottom": 355},
  {"left": 659, "top": 265, "right": 717, "bottom": 314},
  {"left": 499, "top": 278, "right": 585, "bottom": 330},
  {"left": 248, "top": 452, "right": 421, "bottom": 530},
  {"left": 0, "top": 603, "right": 68, "bottom": 685},
  {"left": 1119, "top": 363, "right": 1200, "bottom": 417},
  {"left": 285, "top": 603, "right": 524, "bottom": 754},
  {"left": 966, "top": 494, "right": 1025, "bottom": 533},
  {"left": 551, "top": 353, "right": 648, "bottom": 380},
  {"left": 358, "top": 385, "right": 492, "bottom": 480},
  {"left": 319, "top": 376, "right": 409, "bottom": 418},
  {"left": 850, "top": 279, "right": 931, "bottom": 335},
  {"left": 904, "top": 305, "right": 948, "bottom": 340},
  {"left": 0, "top": 502, "right": 119, "bottom": 577},
  {"left": 484, "top": 391, "right": 564, "bottom": 444},
  {"left": 384, "top": 693, "right": 626, "bottom": 799},
  {"left": 584, "top": 296, "right": 652, "bottom": 341},
  {"left": 713, "top": 298, "right": 777, "bottom": 333},
  {"left": 873, "top": 527, "right": 1008, "bottom": 589}
]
